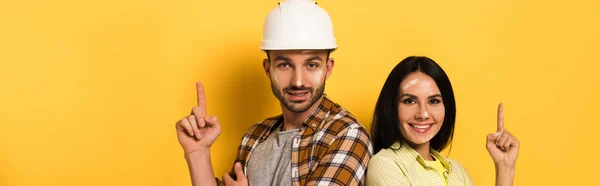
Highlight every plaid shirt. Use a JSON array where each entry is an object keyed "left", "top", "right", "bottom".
[{"left": 217, "top": 96, "right": 373, "bottom": 186}]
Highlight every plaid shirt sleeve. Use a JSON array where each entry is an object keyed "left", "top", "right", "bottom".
[
  {"left": 215, "top": 121, "right": 271, "bottom": 186},
  {"left": 216, "top": 178, "right": 223, "bottom": 186},
  {"left": 305, "top": 122, "right": 373, "bottom": 185}
]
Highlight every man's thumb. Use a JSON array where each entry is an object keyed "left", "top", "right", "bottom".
[
  {"left": 234, "top": 162, "right": 246, "bottom": 180},
  {"left": 204, "top": 116, "right": 221, "bottom": 130}
]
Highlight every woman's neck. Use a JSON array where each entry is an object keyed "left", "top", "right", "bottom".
[{"left": 407, "top": 141, "right": 434, "bottom": 161}]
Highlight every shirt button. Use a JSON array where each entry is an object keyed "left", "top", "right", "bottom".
[{"left": 311, "top": 123, "right": 317, "bottom": 127}]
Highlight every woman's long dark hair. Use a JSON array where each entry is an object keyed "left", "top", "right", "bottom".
[{"left": 371, "top": 56, "right": 456, "bottom": 154}]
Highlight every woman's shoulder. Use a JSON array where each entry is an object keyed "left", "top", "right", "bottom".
[
  {"left": 367, "top": 148, "right": 412, "bottom": 185},
  {"left": 443, "top": 157, "right": 475, "bottom": 185},
  {"left": 371, "top": 148, "right": 400, "bottom": 163},
  {"left": 444, "top": 157, "right": 471, "bottom": 176},
  {"left": 372, "top": 142, "right": 422, "bottom": 164},
  {"left": 445, "top": 158, "right": 465, "bottom": 169},
  {"left": 370, "top": 145, "right": 415, "bottom": 166}
]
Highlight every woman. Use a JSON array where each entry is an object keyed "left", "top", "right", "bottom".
[{"left": 366, "top": 56, "right": 519, "bottom": 186}]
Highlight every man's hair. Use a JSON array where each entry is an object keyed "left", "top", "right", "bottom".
[{"left": 265, "top": 50, "right": 332, "bottom": 63}]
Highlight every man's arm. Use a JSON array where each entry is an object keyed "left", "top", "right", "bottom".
[
  {"left": 175, "top": 82, "right": 223, "bottom": 186},
  {"left": 306, "top": 123, "right": 373, "bottom": 185},
  {"left": 185, "top": 150, "right": 219, "bottom": 186}
]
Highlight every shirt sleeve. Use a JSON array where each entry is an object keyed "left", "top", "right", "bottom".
[
  {"left": 305, "top": 123, "right": 373, "bottom": 186},
  {"left": 366, "top": 152, "right": 410, "bottom": 186},
  {"left": 215, "top": 177, "right": 224, "bottom": 186},
  {"left": 215, "top": 124, "right": 263, "bottom": 186}
]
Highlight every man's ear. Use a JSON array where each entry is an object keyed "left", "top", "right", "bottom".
[
  {"left": 325, "top": 58, "right": 335, "bottom": 80},
  {"left": 263, "top": 58, "right": 270, "bottom": 77}
]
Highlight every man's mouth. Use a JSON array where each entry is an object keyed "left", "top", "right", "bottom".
[{"left": 285, "top": 90, "right": 310, "bottom": 101}]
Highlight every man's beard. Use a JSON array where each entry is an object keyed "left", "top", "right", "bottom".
[{"left": 271, "top": 80, "right": 326, "bottom": 113}]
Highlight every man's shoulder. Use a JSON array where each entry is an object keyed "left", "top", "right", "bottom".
[
  {"left": 245, "top": 115, "right": 282, "bottom": 135},
  {"left": 322, "top": 101, "right": 364, "bottom": 133}
]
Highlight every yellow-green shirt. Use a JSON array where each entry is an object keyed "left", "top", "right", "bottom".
[
  {"left": 366, "top": 141, "right": 475, "bottom": 186},
  {"left": 426, "top": 157, "right": 448, "bottom": 186}
]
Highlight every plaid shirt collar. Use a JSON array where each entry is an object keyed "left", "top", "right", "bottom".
[{"left": 259, "top": 94, "right": 337, "bottom": 139}]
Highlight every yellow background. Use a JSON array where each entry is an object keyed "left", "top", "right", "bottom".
[{"left": 1, "top": 0, "right": 598, "bottom": 185}]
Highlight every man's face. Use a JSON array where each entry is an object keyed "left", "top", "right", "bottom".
[{"left": 263, "top": 50, "right": 334, "bottom": 113}]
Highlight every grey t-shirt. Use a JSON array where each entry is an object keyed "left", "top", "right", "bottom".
[{"left": 246, "top": 128, "right": 299, "bottom": 186}]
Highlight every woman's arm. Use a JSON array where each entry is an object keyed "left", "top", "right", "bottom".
[{"left": 486, "top": 103, "right": 520, "bottom": 186}]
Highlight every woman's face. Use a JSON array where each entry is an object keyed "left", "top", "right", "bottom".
[{"left": 398, "top": 72, "right": 445, "bottom": 147}]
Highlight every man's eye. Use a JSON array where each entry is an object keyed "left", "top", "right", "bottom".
[
  {"left": 308, "top": 63, "right": 319, "bottom": 68},
  {"left": 277, "top": 63, "right": 290, "bottom": 68}
]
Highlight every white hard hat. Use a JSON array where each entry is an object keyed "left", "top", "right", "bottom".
[{"left": 260, "top": 0, "right": 337, "bottom": 50}]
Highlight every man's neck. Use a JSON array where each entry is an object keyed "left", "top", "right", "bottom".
[{"left": 280, "top": 96, "right": 324, "bottom": 131}]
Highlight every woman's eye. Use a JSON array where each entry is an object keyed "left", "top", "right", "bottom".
[
  {"left": 429, "top": 99, "right": 442, "bottom": 104},
  {"left": 402, "top": 99, "right": 416, "bottom": 104}
]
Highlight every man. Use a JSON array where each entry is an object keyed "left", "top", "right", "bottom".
[{"left": 175, "top": 0, "right": 372, "bottom": 185}]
